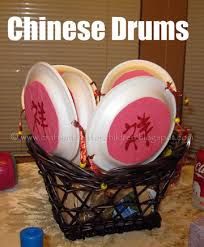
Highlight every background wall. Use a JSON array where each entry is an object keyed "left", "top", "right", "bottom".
[
  {"left": 183, "top": 0, "right": 204, "bottom": 151},
  {"left": 139, "top": 0, "right": 188, "bottom": 117},
  {"left": 0, "top": 0, "right": 140, "bottom": 154}
]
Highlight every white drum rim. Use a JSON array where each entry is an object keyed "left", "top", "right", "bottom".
[
  {"left": 53, "top": 65, "right": 99, "bottom": 104},
  {"left": 101, "top": 59, "right": 176, "bottom": 95},
  {"left": 53, "top": 65, "right": 97, "bottom": 164}
]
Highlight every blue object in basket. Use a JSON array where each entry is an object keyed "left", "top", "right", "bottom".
[
  {"left": 113, "top": 203, "right": 137, "bottom": 218},
  {"left": 20, "top": 227, "right": 44, "bottom": 247},
  {"left": 113, "top": 192, "right": 139, "bottom": 219}
]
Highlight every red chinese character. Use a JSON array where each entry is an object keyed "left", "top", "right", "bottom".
[
  {"left": 31, "top": 101, "right": 48, "bottom": 136},
  {"left": 123, "top": 113, "right": 153, "bottom": 151},
  {"left": 137, "top": 113, "right": 153, "bottom": 147},
  {"left": 123, "top": 122, "right": 138, "bottom": 151}
]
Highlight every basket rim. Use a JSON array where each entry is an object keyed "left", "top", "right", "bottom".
[{"left": 26, "top": 132, "right": 191, "bottom": 187}]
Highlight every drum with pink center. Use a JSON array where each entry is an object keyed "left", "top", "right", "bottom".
[
  {"left": 86, "top": 76, "right": 176, "bottom": 171},
  {"left": 23, "top": 62, "right": 80, "bottom": 161}
]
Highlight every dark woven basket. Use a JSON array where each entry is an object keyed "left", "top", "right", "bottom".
[{"left": 26, "top": 132, "right": 191, "bottom": 241}]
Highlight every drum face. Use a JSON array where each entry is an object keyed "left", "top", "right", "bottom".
[
  {"left": 107, "top": 97, "right": 171, "bottom": 164},
  {"left": 24, "top": 81, "right": 59, "bottom": 153}
]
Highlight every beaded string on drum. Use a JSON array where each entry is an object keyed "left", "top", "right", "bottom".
[
  {"left": 165, "top": 81, "right": 183, "bottom": 97},
  {"left": 72, "top": 120, "right": 102, "bottom": 175},
  {"left": 90, "top": 81, "right": 105, "bottom": 103},
  {"left": 165, "top": 81, "right": 190, "bottom": 141}
]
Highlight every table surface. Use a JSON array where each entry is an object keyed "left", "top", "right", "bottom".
[{"left": 0, "top": 162, "right": 203, "bottom": 247}]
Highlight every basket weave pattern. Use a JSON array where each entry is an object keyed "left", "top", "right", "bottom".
[{"left": 26, "top": 133, "right": 188, "bottom": 240}]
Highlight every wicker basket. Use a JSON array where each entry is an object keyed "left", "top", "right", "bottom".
[{"left": 26, "top": 132, "right": 191, "bottom": 240}]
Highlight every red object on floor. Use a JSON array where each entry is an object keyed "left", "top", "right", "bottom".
[{"left": 0, "top": 152, "right": 17, "bottom": 190}]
